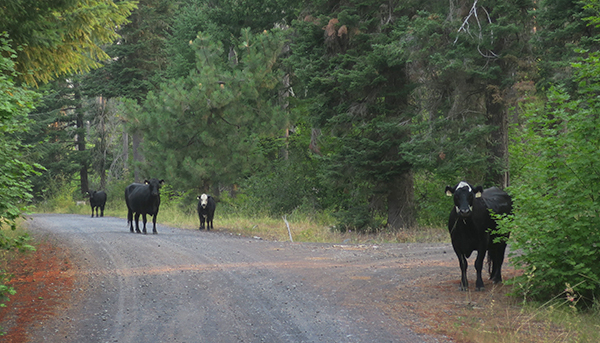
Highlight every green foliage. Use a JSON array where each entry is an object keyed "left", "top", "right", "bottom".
[
  {"left": 164, "top": 0, "right": 298, "bottom": 79},
  {"left": 286, "top": 0, "right": 421, "bottom": 230},
  {"left": 22, "top": 77, "right": 90, "bottom": 199},
  {"left": 534, "top": 0, "right": 600, "bottom": 91},
  {"left": 135, "top": 28, "right": 289, "bottom": 190},
  {"left": 0, "top": 33, "right": 38, "bottom": 311},
  {"left": 501, "top": 51, "right": 600, "bottom": 302},
  {"left": 83, "top": 0, "right": 175, "bottom": 101},
  {"left": 0, "top": 34, "right": 42, "bottom": 227},
  {"left": 0, "top": 0, "right": 137, "bottom": 86}
]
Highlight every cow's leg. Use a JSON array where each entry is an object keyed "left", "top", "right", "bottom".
[
  {"left": 200, "top": 215, "right": 206, "bottom": 230},
  {"left": 100, "top": 205, "right": 104, "bottom": 217},
  {"left": 474, "top": 249, "right": 486, "bottom": 291},
  {"left": 207, "top": 215, "right": 212, "bottom": 231},
  {"left": 128, "top": 210, "right": 134, "bottom": 232},
  {"left": 457, "top": 254, "right": 469, "bottom": 291},
  {"left": 91, "top": 206, "right": 94, "bottom": 218},
  {"left": 152, "top": 214, "right": 158, "bottom": 234},
  {"left": 134, "top": 213, "right": 142, "bottom": 233},
  {"left": 141, "top": 213, "right": 148, "bottom": 234},
  {"left": 488, "top": 243, "right": 507, "bottom": 284}
]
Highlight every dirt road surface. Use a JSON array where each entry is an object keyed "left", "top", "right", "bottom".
[{"left": 16, "top": 214, "right": 461, "bottom": 343}]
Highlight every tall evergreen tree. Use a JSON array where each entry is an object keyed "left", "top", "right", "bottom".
[
  {"left": 82, "top": 0, "right": 177, "bottom": 182},
  {"left": 23, "top": 77, "right": 93, "bottom": 196},
  {"left": 534, "top": 0, "right": 600, "bottom": 91},
  {"left": 137, "top": 29, "right": 289, "bottom": 192},
  {"left": 287, "top": 1, "right": 420, "bottom": 230},
  {"left": 164, "top": 0, "right": 298, "bottom": 79}
]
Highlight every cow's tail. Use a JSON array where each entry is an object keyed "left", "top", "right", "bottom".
[
  {"left": 127, "top": 210, "right": 132, "bottom": 227},
  {"left": 487, "top": 254, "right": 493, "bottom": 277}
]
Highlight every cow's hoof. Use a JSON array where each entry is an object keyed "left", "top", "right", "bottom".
[
  {"left": 475, "top": 287, "right": 485, "bottom": 291},
  {"left": 136, "top": 230, "right": 142, "bottom": 234},
  {"left": 458, "top": 286, "right": 468, "bottom": 291}
]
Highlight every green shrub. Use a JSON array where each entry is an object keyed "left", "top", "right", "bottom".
[{"left": 501, "top": 58, "right": 600, "bottom": 303}]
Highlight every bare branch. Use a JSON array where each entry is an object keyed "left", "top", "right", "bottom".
[{"left": 455, "top": 0, "right": 479, "bottom": 44}]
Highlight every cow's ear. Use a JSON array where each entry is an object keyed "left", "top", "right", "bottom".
[
  {"left": 445, "top": 186, "right": 454, "bottom": 197},
  {"left": 197, "top": 196, "right": 200, "bottom": 200},
  {"left": 159, "top": 179, "right": 165, "bottom": 185},
  {"left": 144, "top": 180, "right": 150, "bottom": 184},
  {"left": 474, "top": 185, "right": 484, "bottom": 198}
]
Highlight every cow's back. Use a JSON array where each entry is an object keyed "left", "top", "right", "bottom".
[
  {"left": 125, "top": 183, "right": 149, "bottom": 211},
  {"left": 481, "top": 187, "right": 512, "bottom": 215},
  {"left": 93, "top": 191, "right": 107, "bottom": 205}
]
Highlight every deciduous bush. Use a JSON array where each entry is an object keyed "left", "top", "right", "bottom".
[{"left": 500, "top": 52, "right": 600, "bottom": 303}]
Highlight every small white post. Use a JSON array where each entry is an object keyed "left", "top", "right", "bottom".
[{"left": 283, "top": 215, "right": 293, "bottom": 242}]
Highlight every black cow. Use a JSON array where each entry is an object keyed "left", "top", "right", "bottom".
[
  {"left": 445, "top": 181, "right": 512, "bottom": 291},
  {"left": 125, "top": 178, "right": 164, "bottom": 234},
  {"left": 86, "top": 190, "right": 107, "bottom": 218},
  {"left": 197, "top": 193, "right": 216, "bottom": 230}
]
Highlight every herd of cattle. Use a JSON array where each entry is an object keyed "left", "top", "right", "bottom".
[
  {"left": 84, "top": 179, "right": 511, "bottom": 291},
  {"left": 85, "top": 178, "right": 216, "bottom": 234}
]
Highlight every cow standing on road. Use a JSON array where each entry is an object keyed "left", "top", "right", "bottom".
[
  {"left": 125, "top": 178, "right": 165, "bottom": 234},
  {"left": 197, "top": 194, "right": 216, "bottom": 230},
  {"left": 87, "top": 190, "right": 107, "bottom": 218},
  {"left": 445, "top": 181, "right": 512, "bottom": 291}
]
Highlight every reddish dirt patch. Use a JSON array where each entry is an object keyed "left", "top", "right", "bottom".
[{"left": 0, "top": 239, "right": 75, "bottom": 343}]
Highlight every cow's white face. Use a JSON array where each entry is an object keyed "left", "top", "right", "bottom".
[
  {"left": 200, "top": 194, "right": 208, "bottom": 208},
  {"left": 445, "top": 181, "right": 482, "bottom": 217}
]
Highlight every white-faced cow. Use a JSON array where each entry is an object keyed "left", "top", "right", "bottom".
[
  {"left": 86, "top": 190, "right": 107, "bottom": 218},
  {"left": 125, "top": 178, "right": 164, "bottom": 234},
  {"left": 197, "top": 194, "right": 216, "bottom": 230},
  {"left": 445, "top": 181, "right": 512, "bottom": 291}
]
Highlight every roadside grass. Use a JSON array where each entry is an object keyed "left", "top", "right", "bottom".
[
  {"left": 32, "top": 197, "right": 451, "bottom": 244},
  {"left": 446, "top": 288, "right": 600, "bottom": 343},
  {"left": 28, "top": 197, "right": 600, "bottom": 343}
]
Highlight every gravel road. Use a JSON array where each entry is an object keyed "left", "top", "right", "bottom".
[{"left": 24, "top": 214, "right": 456, "bottom": 343}]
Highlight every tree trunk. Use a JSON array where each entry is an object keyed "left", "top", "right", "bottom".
[
  {"left": 486, "top": 87, "right": 510, "bottom": 188},
  {"left": 132, "top": 132, "right": 143, "bottom": 182},
  {"left": 386, "top": 170, "right": 415, "bottom": 230},
  {"left": 98, "top": 97, "right": 107, "bottom": 190},
  {"left": 122, "top": 128, "right": 129, "bottom": 174},
  {"left": 76, "top": 107, "right": 89, "bottom": 193}
]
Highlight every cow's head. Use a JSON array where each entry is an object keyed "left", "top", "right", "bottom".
[
  {"left": 86, "top": 190, "right": 96, "bottom": 197},
  {"left": 445, "top": 181, "right": 483, "bottom": 217},
  {"left": 145, "top": 178, "right": 165, "bottom": 197},
  {"left": 198, "top": 194, "right": 209, "bottom": 209}
]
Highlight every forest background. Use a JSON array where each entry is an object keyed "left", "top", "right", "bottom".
[{"left": 1, "top": 0, "right": 599, "bottom": 309}]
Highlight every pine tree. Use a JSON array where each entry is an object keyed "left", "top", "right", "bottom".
[
  {"left": 136, "top": 29, "right": 289, "bottom": 192},
  {"left": 23, "top": 77, "right": 92, "bottom": 196},
  {"left": 287, "top": 1, "right": 418, "bottom": 230}
]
